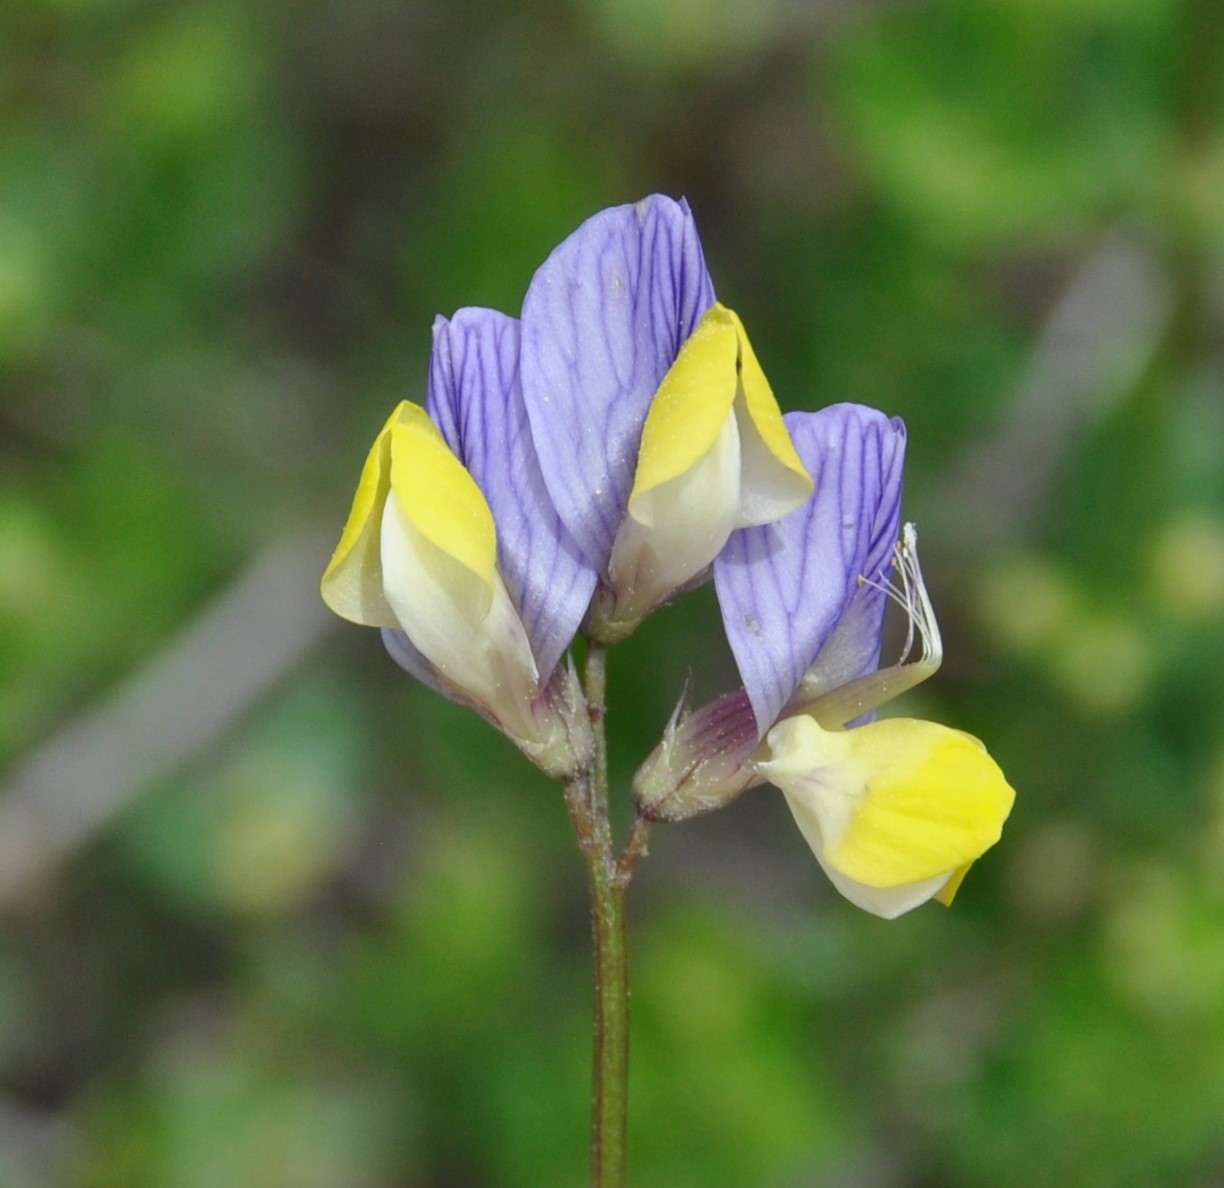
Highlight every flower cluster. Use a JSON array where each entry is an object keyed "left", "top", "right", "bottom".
[{"left": 321, "top": 195, "right": 1014, "bottom": 917}]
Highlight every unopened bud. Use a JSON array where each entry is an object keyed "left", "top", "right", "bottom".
[{"left": 633, "top": 687, "right": 760, "bottom": 822}]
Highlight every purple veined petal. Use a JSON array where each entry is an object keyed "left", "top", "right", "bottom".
[
  {"left": 427, "top": 308, "right": 598, "bottom": 681},
  {"left": 714, "top": 404, "right": 906, "bottom": 737},
  {"left": 519, "top": 195, "right": 716, "bottom": 572}
]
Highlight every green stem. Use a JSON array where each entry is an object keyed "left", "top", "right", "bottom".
[
  {"left": 563, "top": 642, "right": 630, "bottom": 1187},
  {"left": 588, "top": 834, "right": 628, "bottom": 1186}
]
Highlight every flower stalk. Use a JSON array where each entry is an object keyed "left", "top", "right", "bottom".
[
  {"left": 320, "top": 194, "right": 1016, "bottom": 1183},
  {"left": 563, "top": 642, "right": 631, "bottom": 1186}
]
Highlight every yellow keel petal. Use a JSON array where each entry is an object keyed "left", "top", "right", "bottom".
[
  {"left": 760, "top": 714, "right": 1014, "bottom": 892},
  {"left": 628, "top": 303, "right": 811, "bottom": 518},
  {"left": 825, "top": 720, "right": 1013, "bottom": 887},
  {"left": 934, "top": 863, "right": 973, "bottom": 907}
]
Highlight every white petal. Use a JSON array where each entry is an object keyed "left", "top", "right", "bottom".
[
  {"left": 380, "top": 490, "right": 540, "bottom": 741},
  {"left": 608, "top": 408, "right": 742, "bottom": 620},
  {"left": 813, "top": 852, "right": 953, "bottom": 919},
  {"left": 733, "top": 397, "right": 812, "bottom": 526}
]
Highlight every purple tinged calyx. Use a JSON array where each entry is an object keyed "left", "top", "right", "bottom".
[{"left": 633, "top": 687, "right": 761, "bottom": 822}]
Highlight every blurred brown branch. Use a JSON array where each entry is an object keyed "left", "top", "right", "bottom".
[
  {"left": 0, "top": 530, "right": 336, "bottom": 908},
  {"left": 937, "top": 230, "right": 1173, "bottom": 548}
]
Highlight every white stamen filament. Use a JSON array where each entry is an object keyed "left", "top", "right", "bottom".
[
  {"left": 858, "top": 523, "right": 942, "bottom": 673},
  {"left": 795, "top": 523, "right": 943, "bottom": 728}
]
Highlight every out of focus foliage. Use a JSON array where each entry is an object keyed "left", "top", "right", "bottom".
[{"left": 2, "top": 1, "right": 1224, "bottom": 1185}]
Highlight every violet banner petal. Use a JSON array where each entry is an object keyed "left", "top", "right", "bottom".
[
  {"left": 428, "top": 307, "right": 597, "bottom": 680},
  {"left": 519, "top": 195, "right": 716, "bottom": 571},
  {"left": 714, "top": 404, "right": 906, "bottom": 736}
]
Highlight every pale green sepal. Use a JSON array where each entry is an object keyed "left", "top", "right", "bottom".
[
  {"left": 514, "top": 657, "right": 594, "bottom": 780},
  {"left": 320, "top": 404, "right": 402, "bottom": 628}
]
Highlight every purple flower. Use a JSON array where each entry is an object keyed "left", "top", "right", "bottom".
[
  {"left": 519, "top": 196, "right": 716, "bottom": 572},
  {"left": 321, "top": 308, "right": 597, "bottom": 776},
  {"left": 635, "top": 404, "right": 906, "bottom": 811},
  {"left": 520, "top": 196, "right": 813, "bottom": 637},
  {"left": 425, "top": 308, "right": 598, "bottom": 684},
  {"left": 715, "top": 404, "right": 908, "bottom": 737},
  {"left": 635, "top": 405, "right": 1014, "bottom": 917},
  {"left": 319, "top": 196, "right": 1014, "bottom": 914}
]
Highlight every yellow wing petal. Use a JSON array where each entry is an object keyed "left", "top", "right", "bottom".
[
  {"left": 387, "top": 403, "right": 496, "bottom": 589},
  {"left": 319, "top": 404, "right": 403, "bottom": 627},
  {"left": 826, "top": 719, "right": 1015, "bottom": 888},
  {"left": 726, "top": 306, "right": 810, "bottom": 495},
  {"left": 629, "top": 304, "right": 739, "bottom": 508}
]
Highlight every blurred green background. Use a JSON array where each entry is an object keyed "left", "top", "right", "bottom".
[{"left": 2, "top": 0, "right": 1224, "bottom": 1184}]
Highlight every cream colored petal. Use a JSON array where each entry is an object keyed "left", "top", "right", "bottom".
[
  {"left": 814, "top": 849, "right": 956, "bottom": 919},
  {"left": 380, "top": 490, "right": 540, "bottom": 742},
  {"left": 388, "top": 403, "right": 496, "bottom": 587},
  {"left": 628, "top": 306, "right": 740, "bottom": 506},
  {"left": 724, "top": 307, "right": 812, "bottom": 524},
  {"left": 608, "top": 303, "right": 813, "bottom": 627},
  {"left": 609, "top": 408, "right": 741, "bottom": 620}
]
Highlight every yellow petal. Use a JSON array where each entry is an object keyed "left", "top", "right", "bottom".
[
  {"left": 760, "top": 714, "right": 1014, "bottom": 891},
  {"left": 629, "top": 304, "right": 740, "bottom": 509},
  {"left": 319, "top": 404, "right": 402, "bottom": 627},
  {"left": 388, "top": 402, "right": 496, "bottom": 589},
  {"left": 825, "top": 719, "right": 1014, "bottom": 888},
  {"left": 726, "top": 306, "right": 810, "bottom": 498},
  {"left": 629, "top": 302, "right": 811, "bottom": 523},
  {"left": 934, "top": 863, "right": 973, "bottom": 906},
  {"left": 381, "top": 492, "right": 540, "bottom": 740}
]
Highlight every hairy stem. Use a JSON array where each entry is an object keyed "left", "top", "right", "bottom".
[{"left": 564, "top": 642, "right": 630, "bottom": 1187}]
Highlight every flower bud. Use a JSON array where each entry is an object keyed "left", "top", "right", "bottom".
[{"left": 633, "top": 688, "right": 760, "bottom": 822}]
